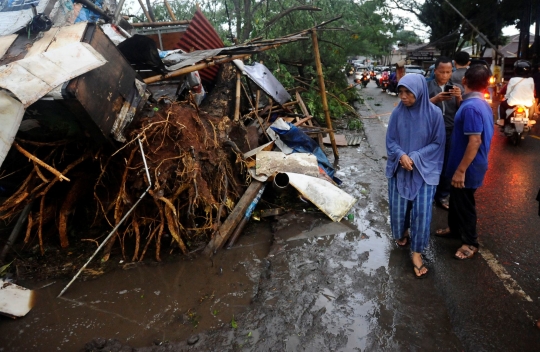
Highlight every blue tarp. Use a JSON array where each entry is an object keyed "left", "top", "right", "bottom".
[
  {"left": 74, "top": 0, "right": 102, "bottom": 23},
  {"left": 271, "top": 122, "right": 340, "bottom": 184}
]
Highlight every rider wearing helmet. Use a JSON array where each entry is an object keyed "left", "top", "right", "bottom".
[{"left": 498, "top": 60, "right": 536, "bottom": 121}]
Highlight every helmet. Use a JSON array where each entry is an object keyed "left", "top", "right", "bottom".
[{"left": 514, "top": 60, "right": 531, "bottom": 76}]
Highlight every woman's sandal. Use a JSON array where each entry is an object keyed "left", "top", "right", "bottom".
[
  {"left": 396, "top": 236, "right": 410, "bottom": 247},
  {"left": 434, "top": 227, "right": 452, "bottom": 237},
  {"left": 454, "top": 245, "right": 478, "bottom": 260},
  {"left": 413, "top": 264, "right": 428, "bottom": 279},
  {"left": 396, "top": 229, "right": 410, "bottom": 247}
]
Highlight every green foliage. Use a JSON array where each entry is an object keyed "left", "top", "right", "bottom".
[{"left": 347, "top": 118, "right": 363, "bottom": 131}]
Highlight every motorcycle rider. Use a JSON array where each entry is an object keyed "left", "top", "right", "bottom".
[
  {"left": 388, "top": 60, "right": 406, "bottom": 95},
  {"left": 498, "top": 60, "right": 536, "bottom": 122}
]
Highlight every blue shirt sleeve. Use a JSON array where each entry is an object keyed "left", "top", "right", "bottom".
[{"left": 463, "top": 106, "right": 483, "bottom": 135}]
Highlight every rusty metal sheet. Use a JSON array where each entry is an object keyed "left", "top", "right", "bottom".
[
  {"left": 256, "top": 151, "right": 319, "bottom": 177},
  {"left": 176, "top": 8, "right": 223, "bottom": 83},
  {"left": 0, "top": 42, "right": 107, "bottom": 107}
]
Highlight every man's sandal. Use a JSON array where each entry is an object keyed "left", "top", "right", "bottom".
[
  {"left": 454, "top": 245, "right": 478, "bottom": 260},
  {"left": 434, "top": 227, "right": 452, "bottom": 237}
]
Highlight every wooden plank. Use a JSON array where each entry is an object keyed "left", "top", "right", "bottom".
[
  {"left": 0, "top": 34, "right": 18, "bottom": 59},
  {"left": 203, "top": 180, "right": 265, "bottom": 256},
  {"left": 322, "top": 134, "right": 348, "bottom": 146},
  {"left": 26, "top": 28, "right": 61, "bottom": 58},
  {"left": 47, "top": 22, "right": 88, "bottom": 51},
  {"left": 295, "top": 91, "right": 314, "bottom": 126},
  {"left": 294, "top": 116, "right": 313, "bottom": 126}
]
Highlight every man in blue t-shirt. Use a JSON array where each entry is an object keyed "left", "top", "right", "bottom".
[{"left": 435, "top": 65, "right": 494, "bottom": 260}]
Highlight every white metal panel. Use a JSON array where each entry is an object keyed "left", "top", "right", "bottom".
[
  {"left": 0, "top": 0, "right": 53, "bottom": 36},
  {"left": 0, "top": 91, "right": 25, "bottom": 169},
  {"left": 0, "top": 42, "right": 107, "bottom": 106}
]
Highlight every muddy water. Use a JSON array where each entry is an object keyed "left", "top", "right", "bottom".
[
  {"left": 1, "top": 120, "right": 462, "bottom": 350},
  {"left": 0, "top": 230, "right": 272, "bottom": 351}
]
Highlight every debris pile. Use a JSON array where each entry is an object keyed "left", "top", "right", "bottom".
[{"left": 0, "top": 0, "right": 359, "bottom": 298}]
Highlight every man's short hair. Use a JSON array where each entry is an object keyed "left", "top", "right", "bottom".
[
  {"left": 454, "top": 51, "right": 470, "bottom": 66},
  {"left": 435, "top": 56, "right": 452, "bottom": 69},
  {"left": 464, "top": 65, "right": 490, "bottom": 91}
]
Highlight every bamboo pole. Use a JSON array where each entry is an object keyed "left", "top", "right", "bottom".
[
  {"left": 143, "top": 54, "right": 250, "bottom": 84},
  {"left": 136, "top": 0, "right": 153, "bottom": 22},
  {"left": 163, "top": 0, "right": 177, "bottom": 21},
  {"left": 234, "top": 69, "right": 242, "bottom": 122},
  {"left": 310, "top": 29, "right": 338, "bottom": 159}
]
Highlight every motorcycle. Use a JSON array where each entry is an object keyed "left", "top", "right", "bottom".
[
  {"left": 370, "top": 70, "right": 377, "bottom": 82},
  {"left": 379, "top": 71, "right": 390, "bottom": 92},
  {"left": 361, "top": 72, "right": 370, "bottom": 88},
  {"left": 497, "top": 105, "right": 536, "bottom": 145},
  {"left": 374, "top": 71, "right": 382, "bottom": 87},
  {"left": 380, "top": 78, "right": 390, "bottom": 92}
]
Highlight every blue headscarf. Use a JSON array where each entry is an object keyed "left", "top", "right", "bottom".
[{"left": 385, "top": 74, "right": 445, "bottom": 200}]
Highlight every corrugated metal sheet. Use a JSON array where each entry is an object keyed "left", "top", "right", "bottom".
[{"left": 176, "top": 8, "right": 224, "bottom": 83}]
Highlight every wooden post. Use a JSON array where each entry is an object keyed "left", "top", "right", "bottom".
[
  {"left": 203, "top": 181, "right": 265, "bottom": 256},
  {"left": 136, "top": 0, "right": 153, "bottom": 22},
  {"left": 163, "top": 0, "right": 177, "bottom": 21},
  {"left": 310, "top": 29, "right": 338, "bottom": 159}
]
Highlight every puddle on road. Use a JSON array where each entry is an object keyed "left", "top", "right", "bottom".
[{"left": 0, "top": 229, "right": 273, "bottom": 351}]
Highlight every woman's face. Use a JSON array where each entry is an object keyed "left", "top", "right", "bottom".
[{"left": 398, "top": 87, "right": 416, "bottom": 107}]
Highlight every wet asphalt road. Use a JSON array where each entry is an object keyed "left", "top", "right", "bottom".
[
  {"left": 358, "top": 79, "right": 540, "bottom": 351},
  {"left": 2, "top": 79, "right": 540, "bottom": 352}
]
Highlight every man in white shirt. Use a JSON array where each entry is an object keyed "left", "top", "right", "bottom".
[{"left": 499, "top": 60, "right": 536, "bottom": 121}]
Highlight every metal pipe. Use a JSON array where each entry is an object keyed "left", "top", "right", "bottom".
[
  {"left": 0, "top": 200, "right": 34, "bottom": 263},
  {"left": 272, "top": 172, "right": 290, "bottom": 193},
  {"left": 131, "top": 20, "right": 190, "bottom": 28},
  {"left": 58, "top": 138, "right": 151, "bottom": 298}
]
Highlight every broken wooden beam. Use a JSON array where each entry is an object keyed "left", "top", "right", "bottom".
[{"left": 203, "top": 180, "right": 265, "bottom": 256}]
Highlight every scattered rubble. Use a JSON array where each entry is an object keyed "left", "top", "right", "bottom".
[{"left": 0, "top": 0, "right": 360, "bottom": 300}]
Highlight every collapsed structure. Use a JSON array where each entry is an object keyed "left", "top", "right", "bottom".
[{"left": 0, "top": 0, "right": 357, "bottom": 303}]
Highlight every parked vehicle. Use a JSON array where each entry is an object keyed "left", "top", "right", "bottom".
[
  {"left": 497, "top": 105, "right": 536, "bottom": 145},
  {"left": 404, "top": 65, "right": 424, "bottom": 75}
]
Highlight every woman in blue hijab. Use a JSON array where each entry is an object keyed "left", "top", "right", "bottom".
[{"left": 386, "top": 74, "right": 445, "bottom": 278}]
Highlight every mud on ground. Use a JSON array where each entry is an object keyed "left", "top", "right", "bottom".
[{"left": 79, "top": 126, "right": 393, "bottom": 351}]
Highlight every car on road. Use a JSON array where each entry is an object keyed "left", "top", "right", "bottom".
[{"left": 404, "top": 65, "right": 424, "bottom": 75}]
